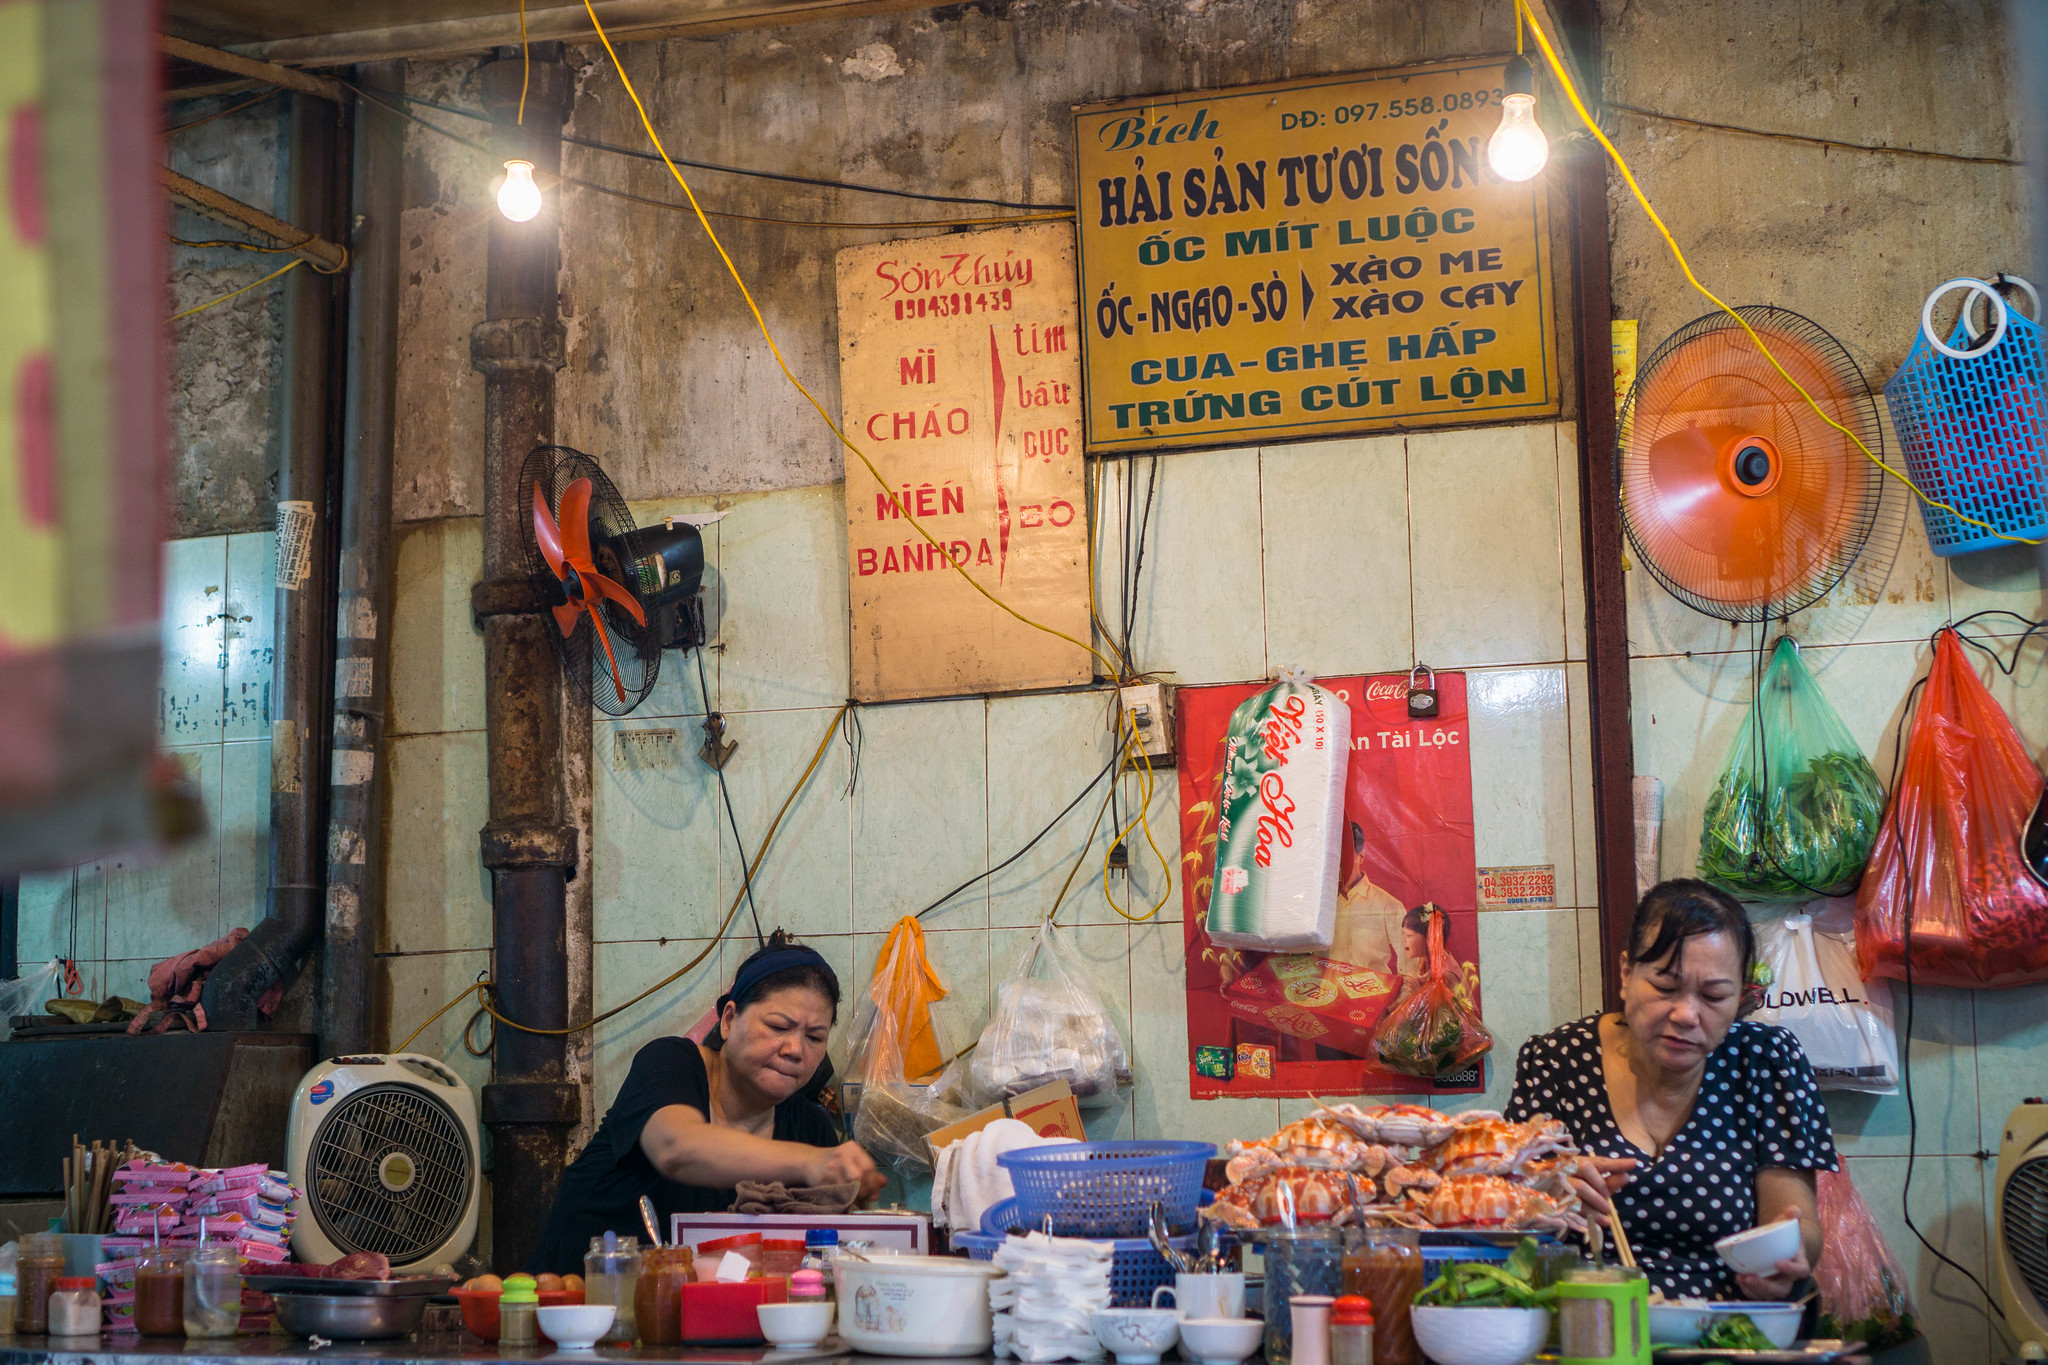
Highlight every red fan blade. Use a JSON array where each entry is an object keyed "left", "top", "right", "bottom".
[
  {"left": 533, "top": 481, "right": 568, "bottom": 579},
  {"left": 558, "top": 478, "right": 596, "bottom": 570},
  {"left": 586, "top": 599, "right": 630, "bottom": 704},
  {"left": 583, "top": 569, "right": 648, "bottom": 626},
  {"left": 553, "top": 602, "right": 582, "bottom": 637}
]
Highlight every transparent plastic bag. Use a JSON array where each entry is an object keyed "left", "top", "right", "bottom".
[
  {"left": 1815, "top": 1165, "right": 1918, "bottom": 1350},
  {"left": 1699, "top": 638, "right": 1886, "bottom": 901},
  {"left": 1856, "top": 628, "right": 2048, "bottom": 988},
  {"left": 1369, "top": 907, "right": 1491, "bottom": 1078},
  {"left": 1752, "top": 902, "right": 1896, "bottom": 1093},
  {"left": 0, "top": 960, "right": 65, "bottom": 1042},
  {"left": 846, "top": 918, "right": 967, "bottom": 1175},
  {"left": 969, "top": 920, "right": 1131, "bottom": 1110}
]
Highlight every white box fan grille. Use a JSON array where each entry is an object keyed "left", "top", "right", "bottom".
[{"left": 2004, "top": 1156, "right": 2048, "bottom": 1311}]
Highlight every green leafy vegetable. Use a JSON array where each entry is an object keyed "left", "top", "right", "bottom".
[
  {"left": 1818, "top": 1308, "right": 1918, "bottom": 1352},
  {"left": 1699, "top": 1313, "right": 1776, "bottom": 1350},
  {"left": 1412, "top": 1238, "right": 1557, "bottom": 1309}
]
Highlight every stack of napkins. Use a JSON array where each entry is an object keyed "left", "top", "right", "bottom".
[{"left": 989, "top": 1232, "right": 1113, "bottom": 1362}]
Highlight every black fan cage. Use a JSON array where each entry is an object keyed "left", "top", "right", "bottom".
[
  {"left": 305, "top": 1082, "right": 473, "bottom": 1264},
  {"left": 2007, "top": 1155, "right": 2048, "bottom": 1316},
  {"left": 519, "top": 445, "right": 663, "bottom": 716},
  {"left": 1616, "top": 305, "right": 1893, "bottom": 623}
]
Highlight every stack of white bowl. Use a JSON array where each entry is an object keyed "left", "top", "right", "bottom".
[{"left": 990, "top": 1232, "right": 1115, "bottom": 1362}]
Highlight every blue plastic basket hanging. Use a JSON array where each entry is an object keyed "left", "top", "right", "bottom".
[{"left": 1881, "top": 275, "right": 2048, "bottom": 556}]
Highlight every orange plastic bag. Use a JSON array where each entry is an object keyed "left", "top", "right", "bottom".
[
  {"left": 1855, "top": 629, "right": 2048, "bottom": 989},
  {"left": 1814, "top": 1166, "right": 1918, "bottom": 1350},
  {"left": 857, "top": 916, "right": 950, "bottom": 1081},
  {"left": 845, "top": 917, "right": 966, "bottom": 1174},
  {"left": 1370, "top": 906, "right": 1492, "bottom": 1077}
]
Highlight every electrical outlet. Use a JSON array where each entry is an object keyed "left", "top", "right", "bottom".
[{"left": 1117, "top": 683, "right": 1176, "bottom": 768}]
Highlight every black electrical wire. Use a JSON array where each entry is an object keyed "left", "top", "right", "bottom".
[
  {"left": 360, "top": 84, "right": 1073, "bottom": 212},
  {"left": 839, "top": 702, "right": 865, "bottom": 800},
  {"left": 916, "top": 746, "right": 1121, "bottom": 920},
  {"left": 695, "top": 648, "right": 766, "bottom": 947}
]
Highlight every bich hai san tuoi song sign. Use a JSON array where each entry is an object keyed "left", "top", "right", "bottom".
[{"left": 1073, "top": 58, "right": 1559, "bottom": 452}]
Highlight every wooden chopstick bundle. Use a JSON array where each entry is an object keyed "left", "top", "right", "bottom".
[
  {"left": 1608, "top": 1206, "right": 1638, "bottom": 1270},
  {"left": 62, "top": 1135, "right": 137, "bottom": 1233}
]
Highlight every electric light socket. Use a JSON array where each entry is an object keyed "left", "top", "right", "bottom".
[{"left": 1116, "top": 683, "right": 1176, "bottom": 769}]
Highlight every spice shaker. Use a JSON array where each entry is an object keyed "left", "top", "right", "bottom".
[
  {"left": 498, "top": 1274, "right": 540, "bottom": 1346},
  {"left": 584, "top": 1231, "right": 641, "bottom": 1343},
  {"left": 47, "top": 1277, "right": 100, "bottom": 1338},
  {"left": 1289, "top": 1295, "right": 1335, "bottom": 1365},
  {"left": 1329, "top": 1294, "right": 1373, "bottom": 1365}
]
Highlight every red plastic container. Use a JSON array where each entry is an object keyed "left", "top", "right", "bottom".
[
  {"left": 452, "top": 1287, "right": 584, "bottom": 1343},
  {"left": 679, "top": 1277, "right": 786, "bottom": 1344}
]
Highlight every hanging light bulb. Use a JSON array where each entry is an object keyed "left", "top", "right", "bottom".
[
  {"left": 497, "top": 159, "right": 542, "bottom": 222},
  {"left": 1487, "top": 55, "right": 1549, "bottom": 182}
]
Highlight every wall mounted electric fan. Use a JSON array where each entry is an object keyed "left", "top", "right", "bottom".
[
  {"left": 521, "top": 445, "right": 707, "bottom": 717},
  {"left": 1995, "top": 1097, "right": 2048, "bottom": 1349},
  {"left": 1618, "top": 305, "right": 1899, "bottom": 622}
]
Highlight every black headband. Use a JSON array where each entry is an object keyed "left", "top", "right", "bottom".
[{"left": 718, "top": 945, "right": 835, "bottom": 1015}]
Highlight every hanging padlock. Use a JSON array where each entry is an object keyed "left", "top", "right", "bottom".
[{"left": 1406, "top": 663, "right": 1440, "bottom": 718}]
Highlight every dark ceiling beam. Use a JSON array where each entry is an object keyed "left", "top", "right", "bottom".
[
  {"left": 162, "top": 33, "right": 348, "bottom": 100},
  {"left": 225, "top": 0, "right": 941, "bottom": 66},
  {"left": 162, "top": 166, "right": 350, "bottom": 272}
]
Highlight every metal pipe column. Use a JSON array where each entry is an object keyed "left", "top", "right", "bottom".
[{"left": 470, "top": 44, "right": 581, "bottom": 1274}]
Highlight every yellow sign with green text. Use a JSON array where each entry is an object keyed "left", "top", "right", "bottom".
[{"left": 1074, "top": 58, "right": 1558, "bottom": 452}]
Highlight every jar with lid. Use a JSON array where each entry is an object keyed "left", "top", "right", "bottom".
[
  {"left": 633, "top": 1247, "right": 694, "bottom": 1346},
  {"left": 182, "top": 1242, "right": 242, "bottom": 1339},
  {"left": 583, "top": 1232, "right": 641, "bottom": 1344},
  {"left": 498, "top": 1275, "right": 540, "bottom": 1346},
  {"left": 1329, "top": 1294, "right": 1373, "bottom": 1365},
  {"left": 15, "top": 1232, "right": 64, "bottom": 1334},
  {"left": 789, "top": 1270, "right": 826, "bottom": 1303},
  {"left": 48, "top": 1277, "right": 100, "bottom": 1337},
  {"left": 802, "top": 1229, "right": 837, "bottom": 1298},
  {"left": 1340, "top": 1228, "right": 1422, "bottom": 1365},
  {"left": 134, "top": 1248, "right": 188, "bottom": 1336},
  {"left": 1258, "top": 1227, "right": 1344, "bottom": 1365}
]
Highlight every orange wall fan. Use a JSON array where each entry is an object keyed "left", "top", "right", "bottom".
[{"left": 1618, "top": 306, "right": 1895, "bottom": 622}]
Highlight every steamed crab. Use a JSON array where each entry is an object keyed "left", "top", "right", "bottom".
[
  {"left": 1205, "top": 1164, "right": 1371, "bottom": 1228},
  {"left": 1426, "top": 1114, "right": 1576, "bottom": 1176},
  {"left": 1417, "top": 1172, "right": 1583, "bottom": 1233},
  {"left": 1223, "top": 1115, "right": 1397, "bottom": 1184},
  {"left": 1314, "top": 1101, "right": 1460, "bottom": 1148}
]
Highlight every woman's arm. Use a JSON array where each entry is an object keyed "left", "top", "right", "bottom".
[
  {"left": 639, "top": 1103, "right": 877, "bottom": 1191},
  {"left": 1737, "top": 1166, "right": 1823, "bottom": 1300}
]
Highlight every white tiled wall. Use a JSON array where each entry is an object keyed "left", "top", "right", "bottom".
[{"left": 17, "top": 533, "right": 277, "bottom": 1007}]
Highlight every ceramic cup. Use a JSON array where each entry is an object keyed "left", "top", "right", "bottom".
[
  {"left": 1150, "top": 1271, "right": 1246, "bottom": 1319},
  {"left": 1089, "top": 1307, "right": 1182, "bottom": 1365}
]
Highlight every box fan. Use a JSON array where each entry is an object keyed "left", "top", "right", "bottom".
[
  {"left": 286, "top": 1054, "right": 481, "bottom": 1272},
  {"left": 1996, "top": 1098, "right": 2048, "bottom": 1350}
]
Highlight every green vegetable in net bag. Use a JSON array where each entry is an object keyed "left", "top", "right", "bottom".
[{"left": 1697, "top": 638, "right": 1886, "bottom": 901}]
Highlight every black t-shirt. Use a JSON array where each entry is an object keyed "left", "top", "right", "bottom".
[{"left": 530, "top": 1037, "right": 840, "bottom": 1273}]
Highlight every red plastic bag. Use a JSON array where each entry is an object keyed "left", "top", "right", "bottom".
[
  {"left": 1370, "top": 906, "right": 1492, "bottom": 1077},
  {"left": 1814, "top": 1166, "right": 1918, "bottom": 1350},
  {"left": 1855, "top": 629, "right": 2048, "bottom": 988}
]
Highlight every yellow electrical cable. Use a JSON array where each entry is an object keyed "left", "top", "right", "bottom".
[
  {"left": 576, "top": 0, "right": 1127, "bottom": 681},
  {"left": 1101, "top": 716, "right": 1174, "bottom": 922},
  {"left": 517, "top": 0, "right": 530, "bottom": 126},
  {"left": 168, "top": 258, "right": 303, "bottom": 321},
  {"left": 1514, "top": 0, "right": 2042, "bottom": 548},
  {"left": 392, "top": 702, "right": 847, "bottom": 1054}
]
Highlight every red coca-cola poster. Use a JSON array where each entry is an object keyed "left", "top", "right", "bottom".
[{"left": 1178, "top": 673, "right": 1484, "bottom": 1099}]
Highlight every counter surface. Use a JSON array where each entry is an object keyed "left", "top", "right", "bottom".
[{"left": 0, "top": 1337, "right": 864, "bottom": 1365}]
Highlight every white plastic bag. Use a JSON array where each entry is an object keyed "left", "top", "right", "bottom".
[
  {"left": 969, "top": 921, "right": 1131, "bottom": 1111},
  {"left": 1204, "top": 666, "right": 1349, "bottom": 951},
  {"left": 1753, "top": 902, "right": 1897, "bottom": 1093},
  {"left": 0, "top": 960, "right": 65, "bottom": 1042}
]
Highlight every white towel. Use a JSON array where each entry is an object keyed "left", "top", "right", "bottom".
[{"left": 932, "top": 1118, "right": 1076, "bottom": 1232}]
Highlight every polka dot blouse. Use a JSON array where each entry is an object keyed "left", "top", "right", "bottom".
[{"left": 1504, "top": 1014, "right": 1838, "bottom": 1299}]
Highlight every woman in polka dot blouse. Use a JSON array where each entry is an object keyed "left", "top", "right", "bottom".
[{"left": 1504, "top": 879, "right": 1837, "bottom": 1301}]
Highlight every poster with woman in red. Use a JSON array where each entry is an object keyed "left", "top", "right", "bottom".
[{"left": 1177, "top": 673, "right": 1485, "bottom": 1099}]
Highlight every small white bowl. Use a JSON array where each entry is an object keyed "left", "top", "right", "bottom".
[
  {"left": 1175, "top": 1316, "right": 1263, "bottom": 1365},
  {"left": 758, "top": 1300, "right": 835, "bottom": 1349},
  {"left": 1410, "top": 1305, "right": 1550, "bottom": 1365},
  {"left": 1090, "top": 1307, "right": 1180, "bottom": 1364},
  {"left": 535, "top": 1304, "right": 616, "bottom": 1350},
  {"left": 1714, "top": 1217, "right": 1803, "bottom": 1276}
]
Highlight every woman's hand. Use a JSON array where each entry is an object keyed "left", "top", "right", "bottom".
[
  {"left": 1567, "top": 1155, "right": 1639, "bottom": 1216},
  {"left": 1734, "top": 1247, "right": 1812, "bottom": 1301},
  {"left": 808, "top": 1140, "right": 887, "bottom": 1200}
]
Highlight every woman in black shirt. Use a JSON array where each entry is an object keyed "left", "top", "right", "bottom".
[
  {"left": 1504, "top": 880, "right": 1836, "bottom": 1300},
  {"left": 532, "top": 934, "right": 883, "bottom": 1271}
]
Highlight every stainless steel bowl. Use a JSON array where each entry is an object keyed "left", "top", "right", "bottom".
[{"left": 272, "top": 1290, "right": 430, "bottom": 1340}]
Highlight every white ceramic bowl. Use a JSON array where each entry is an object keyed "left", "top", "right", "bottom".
[
  {"left": 1688, "top": 1302, "right": 1802, "bottom": 1349},
  {"left": 757, "top": 1300, "right": 835, "bottom": 1349},
  {"left": 534, "top": 1304, "right": 616, "bottom": 1350},
  {"left": 833, "top": 1252, "right": 1004, "bottom": 1357},
  {"left": 1409, "top": 1305, "right": 1551, "bottom": 1365},
  {"left": 1715, "top": 1217, "right": 1803, "bottom": 1275},
  {"left": 1089, "top": 1307, "right": 1180, "bottom": 1364},
  {"left": 1176, "top": 1316, "right": 1263, "bottom": 1365}
]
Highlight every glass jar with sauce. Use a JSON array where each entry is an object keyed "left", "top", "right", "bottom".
[
  {"left": 1339, "top": 1229, "right": 1422, "bottom": 1365},
  {"left": 15, "top": 1233, "right": 65, "bottom": 1335},
  {"left": 633, "top": 1247, "right": 694, "bottom": 1345},
  {"left": 584, "top": 1233, "right": 641, "bottom": 1344},
  {"left": 134, "top": 1249, "right": 189, "bottom": 1336}
]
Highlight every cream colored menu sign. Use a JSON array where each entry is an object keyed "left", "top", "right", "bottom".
[{"left": 837, "top": 222, "right": 1092, "bottom": 701}]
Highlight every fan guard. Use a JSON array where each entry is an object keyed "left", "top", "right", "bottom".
[
  {"left": 1618, "top": 306, "right": 1890, "bottom": 622},
  {"left": 303, "top": 1081, "right": 475, "bottom": 1264}
]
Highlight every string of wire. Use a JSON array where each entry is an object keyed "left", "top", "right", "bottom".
[
  {"left": 1515, "top": 0, "right": 2041, "bottom": 548},
  {"left": 1608, "top": 102, "right": 2023, "bottom": 168},
  {"left": 168, "top": 258, "right": 303, "bottom": 321},
  {"left": 164, "top": 87, "right": 280, "bottom": 135}
]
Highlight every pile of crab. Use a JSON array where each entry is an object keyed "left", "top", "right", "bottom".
[{"left": 1204, "top": 1105, "right": 1584, "bottom": 1235}]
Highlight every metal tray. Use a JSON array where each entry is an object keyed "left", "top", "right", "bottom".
[
  {"left": 1653, "top": 1342, "right": 1863, "bottom": 1363},
  {"left": 244, "top": 1273, "right": 457, "bottom": 1298}
]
